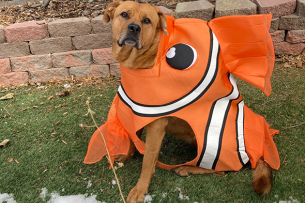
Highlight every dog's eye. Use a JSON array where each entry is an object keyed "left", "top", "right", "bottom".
[
  {"left": 166, "top": 44, "right": 197, "bottom": 70},
  {"left": 120, "top": 12, "right": 129, "bottom": 18},
  {"left": 143, "top": 18, "right": 151, "bottom": 24}
]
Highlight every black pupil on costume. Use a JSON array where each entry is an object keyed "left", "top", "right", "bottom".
[{"left": 166, "top": 44, "right": 195, "bottom": 70}]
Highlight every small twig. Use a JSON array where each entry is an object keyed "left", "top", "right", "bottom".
[
  {"left": 284, "top": 121, "right": 305, "bottom": 129},
  {"left": 3, "top": 106, "right": 11, "bottom": 117},
  {"left": 86, "top": 97, "right": 126, "bottom": 203}
]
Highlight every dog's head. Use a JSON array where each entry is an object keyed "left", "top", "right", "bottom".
[{"left": 103, "top": 1, "right": 168, "bottom": 50}]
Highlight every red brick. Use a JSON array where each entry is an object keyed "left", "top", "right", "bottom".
[
  {"left": 92, "top": 48, "right": 117, "bottom": 65},
  {"left": 0, "top": 58, "right": 11, "bottom": 74},
  {"left": 253, "top": 0, "right": 297, "bottom": 18},
  {"left": 109, "top": 63, "right": 121, "bottom": 77},
  {"left": 52, "top": 50, "right": 92, "bottom": 68},
  {"left": 270, "top": 30, "right": 285, "bottom": 43},
  {"left": 4, "top": 20, "right": 48, "bottom": 43},
  {"left": 274, "top": 42, "right": 305, "bottom": 55},
  {"left": 11, "top": 55, "right": 52, "bottom": 72},
  {"left": 0, "top": 72, "right": 29, "bottom": 86},
  {"left": 69, "top": 65, "right": 109, "bottom": 78},
  {"left": 285, "top": 30, "right": 305, "bottom": 43},
  {"left": 0, "top": 42, "right": 30, "bottom": 59},
  {"left": 29, "top": 37, "right": 72, "bottom": 55},
  {"left": 48, "top": 17, "right": 92, "bottom": 37},
  {"left": 72, "top": 33, "right": 113, "bottom": 50},
  {"left": 30, "top": 68, "right": 70, "bottom": 83},
  {"left": 91, "top": 15, "right": 112, "bottom": 34},
  {"left": 0, "top": 25, "right": 5, "bottom": 43}
]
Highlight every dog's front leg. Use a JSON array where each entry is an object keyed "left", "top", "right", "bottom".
[{"left": 127, "top": 118, "right": 168, "bottom": 203}]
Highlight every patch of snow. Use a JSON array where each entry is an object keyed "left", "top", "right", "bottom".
[
  {"left": 162, "top": 193, "right": 167, "bottom": 198},
  {"left": 0, "top": 193, "right": 17, "bottom": 203},
  {"left": 39, "top": 188, "right": 48, "bottom": 201},
  {"left": 278, "top": 196, "right": 300, "bottom": 203},
  {"left": 112, "top": 180, "right": 117, "bottom": 185},
  {"left": 275, "top": 195, "right": 279, "bottom": 198},
  {"left": 37, "top": 86, "right": 45, "bottom": 89},
  {"left": 174, "top": 187, "right": 189, "bottom": 200},
  {"left": 47, "top": 192, "right": 99, "bottom": 203},
  {"left": 64, "top": 84, "right": 71, "bottom": 88},
  {"left": 62, "top": 188, "right": 65, "bottom": 192},
  {"left": 86, "top": 180, "right": 92, "bottom": 188},
  {"left": 144, "top": 194, "right": 155, "bottom": 203}
]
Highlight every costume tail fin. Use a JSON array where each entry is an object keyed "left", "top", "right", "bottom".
[{"left": 84, "top": 115, "right": 130, "bottom": 168}]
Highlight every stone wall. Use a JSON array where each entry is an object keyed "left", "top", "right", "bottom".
[{"left": 0, "top": 0, "right": 304, "bottom": 86}]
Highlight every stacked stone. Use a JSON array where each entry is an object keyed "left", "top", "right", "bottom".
[
  {"left": 0, "top": 16, "right": 119, "bottom": 86},
  {"left": 254, "top": 0, "right": 305, "bottom": 55}
]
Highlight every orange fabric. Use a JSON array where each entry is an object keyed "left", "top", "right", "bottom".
[
  {"left": 208, "top": 14, "right": 275, "bottom": 96},
  {"left": 84, "top": 14, "right": 280, "bottom": 171}
]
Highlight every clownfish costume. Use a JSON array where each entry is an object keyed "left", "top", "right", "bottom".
[{"left": 84, "top": 14, "right": 280, "bottom": 171}]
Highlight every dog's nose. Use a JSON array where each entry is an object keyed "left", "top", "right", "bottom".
[{"left": 128, "top": 23, "right": 141, "bottom": 34}]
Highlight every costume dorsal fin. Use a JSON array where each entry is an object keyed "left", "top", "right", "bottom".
[{"left": 208, "top": 14, "right": 274, "bottom": 96}]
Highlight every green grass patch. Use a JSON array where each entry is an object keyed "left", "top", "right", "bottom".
[{"left": 0, "top": 64, "right": 304, "bottom": 203}]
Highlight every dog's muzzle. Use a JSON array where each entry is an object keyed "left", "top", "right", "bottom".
[{"left": 117, "top": 23, "right": 142, "bottom": 49}]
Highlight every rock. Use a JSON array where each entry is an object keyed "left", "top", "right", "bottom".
[
  {"left": 285, "top": 30, "right": 305, "bottom": 43},
  {"left": 253, "top": 0, "right": 297, "bottom": 18},
  {"left": 175, "top": 1, "right": 215, "bottom": 21},
  {"left": 274, "top": 42, "right": 305, "bottom": 55},
  {"left": 270, "top": 30, "right": 286, "bottom": 43},
  {"left": 4, "top": 20, "right": 49, "bottom": 43},
  {"left": 215, "top": 0, "right": 257, "bottom": 18},
  {"left": 279, "top": 14, "right": 305, "bottom": 30}
]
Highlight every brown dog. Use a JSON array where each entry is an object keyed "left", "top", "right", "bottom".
[{"left": 102, "top": 1, "right": 273, "bottom": 202}]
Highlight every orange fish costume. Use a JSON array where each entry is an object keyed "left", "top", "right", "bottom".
[{"left": 84, "top": 14, "right": 280, "bottom": 171}]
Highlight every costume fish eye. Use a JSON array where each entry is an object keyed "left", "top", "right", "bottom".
[{"left": 84, "top": 14, "right": 280, "bottom": 172}]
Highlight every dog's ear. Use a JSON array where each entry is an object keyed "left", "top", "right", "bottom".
[
  {"left": 154, "top": 6, "right": 168, "bottom": 36},
  {"left": 103, "top": 1, "right": 122, "bottom": 23}
]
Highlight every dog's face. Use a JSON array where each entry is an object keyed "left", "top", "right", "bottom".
[{"left": 103, "top": 1, "right": 168, "bottom": 50}]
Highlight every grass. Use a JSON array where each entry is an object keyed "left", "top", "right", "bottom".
[{"left": 0, "top": 63, "right": 304, "bottom": 203}]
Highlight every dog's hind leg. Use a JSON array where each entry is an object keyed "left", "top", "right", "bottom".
[
  {"left": 252, "top": 157, "right": 273, "bottom": 196},
  {"left": 114, "top": 128, "right": 144, "bottom": 163},
  {"left": 173, "top": 166, "right": 224, "bottom": 176},
  {"left": 114, "top": 139, "right": 136, "bottom": 162},
  {"left": 127, "top": 118, "right": 168, "bottom": 203}
]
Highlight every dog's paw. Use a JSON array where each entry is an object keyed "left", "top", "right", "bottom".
[
  {"left": 173, "top": 166, "right": 191, "bottom": 177},
  {"left": 114, "top": 154, "right": 132, "bottom": 162},
  {"left": 127, "top": 186, "right": 146, "bottom": 203}
]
